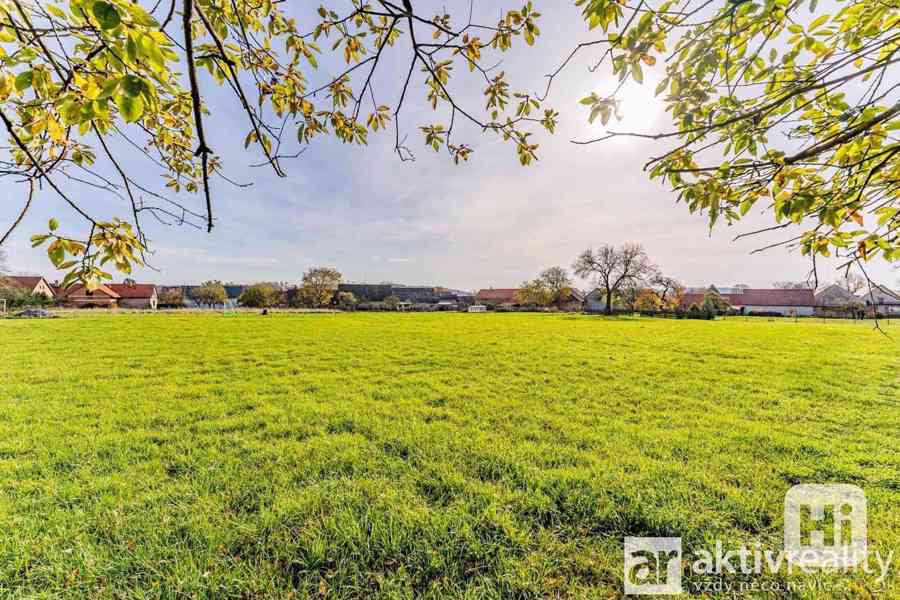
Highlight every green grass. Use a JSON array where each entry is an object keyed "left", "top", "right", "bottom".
[{"left": 0, "top": 313, "right": 897, "bottom": 599}]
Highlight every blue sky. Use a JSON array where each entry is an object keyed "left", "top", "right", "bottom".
[{"left": 1, "top": 2, "right": 896, "bottom": 291}]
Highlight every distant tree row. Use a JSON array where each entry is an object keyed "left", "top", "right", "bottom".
[
  {"left": 237, "top": 268, "right": 345, "bottom": 309},
  {"left": 153, "top": 268, "right": 347, "bottom": 309}
]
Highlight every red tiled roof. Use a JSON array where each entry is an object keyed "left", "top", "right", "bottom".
[
  {"left": 681, "top": 288, "right": 815, "bottom": 307},
  {"left": 3, "top": 276, "right": 45, "bottom": 290},
  {"left": 475, "top": 288, "right": 521, "bottom": 303},
  {"left": 58, "top": 283, "right": 121, "bottom": 299},
  {"left": 107, "top": 283, "right": 157, "bottom": 299}
]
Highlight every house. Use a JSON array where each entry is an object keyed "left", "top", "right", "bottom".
[
  {"left": 860, "top": 284, "right": 900, "bottom": 316},
  {"left": 814, "top": 284, "right": 861, "bottom": 318},
  {"left": 57, "top": 283, "right": 121, "bottom": 308},
  {"left": 681, "top": 287, "right": 816, "bottom": 316},
  {"left": 475, "top": 288, "right": 521, "bottom": 307},
  {"left": 107, "top": 281, "right": 158, "bottom": 310},
  {"left": 560, "top": 288, "right": 586, "bottom": 312},
  {"left": 437, "top": 287, "right": 475, "bottom": 305},
  {"left": 1, "top": 276, "right": 56, "bottom": 300},
  {"left": 584, "top": 288, "right": 626, "bottom": 313}
]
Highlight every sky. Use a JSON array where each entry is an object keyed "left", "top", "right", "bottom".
[{"left": 1, "top": 2, "right": 896, "bottom": 291}]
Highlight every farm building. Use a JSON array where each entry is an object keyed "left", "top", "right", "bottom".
[
  {"left": 107, "top": 281, "right": 159, "bottom": 310},
  {"left": 338, "top": 284, "right": 394, "bottom": 302},
  {"left": 56, "top": 284, "right": 121, "bottom": 308},
  {"left": 814, "top": 284, "right": 862, "bottom": 318},
  {"left": 681, "top": 288, "right": 816, "bottom": 316},
  {"left": 584, "top": 288, "right": 626, "bottom": 313},
  {"left": 561, "top": 288, "right": 586, "bottom": 311},
  {"left": 1, "top": 276, "right": 56, "bottom": 300},
  {"left": 475, "top": 288, "right": 521, "bottom": 307},
  {"left": 861, "top": 284, "right": 900, "bottom": 316}
]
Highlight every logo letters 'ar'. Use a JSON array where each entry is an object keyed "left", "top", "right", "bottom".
[{"left": 624, "top": 537, "right": 683, "bottom": 595}]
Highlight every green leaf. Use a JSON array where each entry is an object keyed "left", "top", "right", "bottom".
[
  {"left": 99, "top": 78, "right": 120, "bottom": 99},
  {"left": 808, "top": 14, "right": 829, "bottom": 31},
  {"left": 47, "top": 242, "right": 65, "bottom": 267},
  {"left": 654, "top": 78, "right": 669, "bottom": 96},
  {"left": 632, "top": 63, "right": 643, "bottom": 84},
  {"left": 739, "top": 198, "right": 754, "bottom": 216},
  {"left": 120, "top": 75, "right": 144, "bottom": 98},
  {"left": 46, "top": 4, "right": 67, "bottom": 18},
  {"left": 49, "top": 218, "right": 59, "bottom": 231},
  {"left": 115, "top": 93, "right": 144, "bottom": 123},
  {"left": 15, "top": 71, "right": 33, "bottom": 92},
  {"left": 92, "top": 1, "right": 121, "bottom": 30}
]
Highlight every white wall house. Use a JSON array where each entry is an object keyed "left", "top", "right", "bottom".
[
  {"left": 682, "top": 287, "right": 816, "bottom": 316},
  {"left": 584, "top": 288, "right": 626, "bottom": 313},
  {"left": 861, "top": 284, "right": 900, "bottom": 316}
]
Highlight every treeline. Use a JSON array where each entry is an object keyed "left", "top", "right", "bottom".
[{"left": 158, "top": 268, "right": 348, "bottom": 309}]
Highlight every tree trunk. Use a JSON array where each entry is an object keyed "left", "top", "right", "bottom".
[{"left": 605, "top": 288, "right": 613, "bottom": 315}]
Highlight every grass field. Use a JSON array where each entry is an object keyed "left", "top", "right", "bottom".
[{"left": 0, "top": 313, "right": 898, "bottom": 599}]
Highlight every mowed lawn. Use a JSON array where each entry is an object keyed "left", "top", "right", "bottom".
[{"left": 0, "top": 313, "right": 898, "bottom": 599}]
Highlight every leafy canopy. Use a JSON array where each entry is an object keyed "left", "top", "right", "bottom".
[
  {"left": 298, "top": 267, "right": 342, "bottom": 307},
  {"left": 0, "top": 0, "right": 896, "bottom": 288},
  {"left": 518, "top": 266, "right": 575, "bottom": 306},
  {"left": 192, "top": 280, "right": 226, "bottom": 305},
  {"left": 575, "top": 0, "right": 899, "bottom": 273},
  {"left": 1, "top": 0, "right": 554, "bottom": 288}
]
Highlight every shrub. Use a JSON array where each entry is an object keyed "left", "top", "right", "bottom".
[
  {"left": 686, "top": 303, "right": 714, "bottom": 320},
  {"left": 158, "top": 288, "right": 184, "bottom": 308},
  {"left": 336, "top": 292, "right": 358, "bottom": 310},
  {"left": 239, "top": 284, "right": 281, "bottom": 308},
  {"left": 0, "top": 287, "right": 53, "bottom": 309}
]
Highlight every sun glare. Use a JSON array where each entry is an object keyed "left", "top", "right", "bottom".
[{"left": 597, "top": 79, "right": 665, "bottom": 131}]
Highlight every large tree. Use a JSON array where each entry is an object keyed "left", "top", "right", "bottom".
[
  {"left": 298, "top": 267, "right": 342, "bottom": 308},
  {"left": 518, "top": 266, "right": 574, "bottom": 307},
  {"left": 1, "top": 0, "right": 896, "bottom": 287},
  {"left": 573, "top": 243, "right": 655, "bottom": 314},
  {"left": 649, "top": 273, "right": 684, "bottom": 310},
  {"left": 238, "top": 283, "right": 280, "bottom": 308}
]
